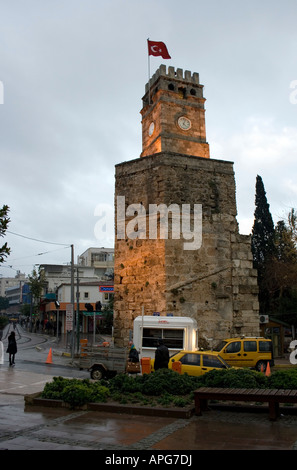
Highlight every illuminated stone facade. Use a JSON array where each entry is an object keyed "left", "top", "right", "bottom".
[{"left": 113, "top": 66, "right": 259, "bottom": 348}]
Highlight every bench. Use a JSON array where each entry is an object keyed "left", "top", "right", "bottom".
[{"left": 194, "top": 387, "right": 297, "bottom": 420}]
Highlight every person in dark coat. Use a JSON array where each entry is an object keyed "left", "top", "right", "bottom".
[
  {"left": 7, "top": 331, "right": 17, "bottom": 366},
  {"left": 154, "top": 338, "right": 169, "bottom": 370},
  {"left": 128, "top": 344, "right": 139, "bottom": 363}
]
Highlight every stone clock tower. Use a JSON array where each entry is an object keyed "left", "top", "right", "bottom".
[
  {"left": 113, "top": 65, "right": 260, "bottom": 348},
  {"left": 141, "top": 64, "right": 210, "bottom": 159}
]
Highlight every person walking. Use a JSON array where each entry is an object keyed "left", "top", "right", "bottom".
[
  {"left": 128, "top": 344, "right": 139, "bottom": 363},
  {"left": 154, "top": 338, "right": 169, "bottom": 370},
  {"left": 7, "top": 331, "right": 17, "bottom": 366}
]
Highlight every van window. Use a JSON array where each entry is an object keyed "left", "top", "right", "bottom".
[
  {"left": 142, "top": 328, "right": 184, "bottom": 349},
  {"left": 259, "top": 341, "right": 272, "bottom": 352},
  {"left": 244, "top": 341, "right": 257, "bottom": 352},
  {"left": 225, "top": 341, "right": 241, "bottom": 353}
]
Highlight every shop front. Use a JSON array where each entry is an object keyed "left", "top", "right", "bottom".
[{"left": 260, "top": 317, "right": 294, "bottom": 357}]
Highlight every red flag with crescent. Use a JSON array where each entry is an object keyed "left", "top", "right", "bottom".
[{"left": 147, "top": 40, "right": 171, "bottom": 59}]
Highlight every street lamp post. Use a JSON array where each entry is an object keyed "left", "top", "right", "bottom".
[{"left": 55, "top": 300, "right": 60, "bottom": 341}]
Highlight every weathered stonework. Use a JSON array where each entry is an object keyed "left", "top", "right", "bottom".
[{"left": 113, "top": 66, "right": 259, "bottom": 348}]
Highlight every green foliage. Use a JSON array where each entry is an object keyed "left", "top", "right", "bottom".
[
  {"left": 106, "top": 369, "right": 200, "bottom": 397},
  {"left": 61, "top": 383, "right": 93, "bottom": 408},
  {"left": 195, "top": 368, "right": 267, "bottom": 389},
  {"left": 251, "top": 175, "right": 275, "bottom": 267},
  {"left": 267, "top": 369, "right": 297, "bottom": 390},
  {"left": 0, "top": 315, "right": 9, "bottom": 329},
  {"left": 28, "top": 267, "right": 47, "bottom": 303},
  {"left": 40, "top": 369, "right": 297, "bottom": 410},
  {"left": 41, "top": 376, "right": 110, "bottom": 409},
  {"left": 251, "top": 176, "right": 297, "bottom": 319},
  {"left": 0, "top": 298, "right": 9, "bottom": 311},
  {"left": 0, "top": 205, "right": 10, "bottom": 264}
]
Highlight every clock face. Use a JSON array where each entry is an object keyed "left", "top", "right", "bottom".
[
  {"left": 178, "top": 116, "right": 191, "bottom": 130},
  {"left": 148, "top": 122, "right": 155, "bottom": 136}
]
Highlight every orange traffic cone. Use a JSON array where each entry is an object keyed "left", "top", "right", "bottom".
[
  {"left": 46, "top": 348, "right": 53, "bottom": 364},
  {"left": 261, "top": 364, "right": 264, "bottom": 373},
  {"left": 265, "top": 361, "right": 271, "bottom": 377}
]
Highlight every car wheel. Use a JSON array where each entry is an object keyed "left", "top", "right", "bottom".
[
  {"left": 256, "top": 361, "right": 267, "bottom": 372},
  {"left": 90, "top": 366, "right": 105, "bottom": 380}
]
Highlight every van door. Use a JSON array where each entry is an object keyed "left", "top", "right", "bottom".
[
  {"left": 242, "top": 340, "right": 258, "bottom": 367},
  {"left": 220, "top": 341, "right": 242, "bottom": 367},
  {"left": 179, "top": 353, "right": 202, "bottom": 376}
]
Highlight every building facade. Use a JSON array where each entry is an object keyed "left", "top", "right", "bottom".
[
  {"left": 44, "top": 280, "right": 114, "bottom": 334},
  {"left": 0, "top": 271, "right": 27, "bottom": 298}
]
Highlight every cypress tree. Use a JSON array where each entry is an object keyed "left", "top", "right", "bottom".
[
  {"left": 251, "top": 175, "right": 275, "bottom": 267},
  {"left": 251, "top": 175, "right": 275, "bottom": 313}
]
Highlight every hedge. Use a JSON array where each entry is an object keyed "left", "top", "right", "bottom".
[{"left": 41, "top": 368, "right": 297, "bottom": 409}]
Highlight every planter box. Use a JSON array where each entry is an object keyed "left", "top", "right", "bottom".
[{"left": 24, "top": 393, "right": 195, "bottom": 419}]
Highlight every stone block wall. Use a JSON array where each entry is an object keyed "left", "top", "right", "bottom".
[{"left": 113, "top": 152, "right": 259, "bottom": 348}]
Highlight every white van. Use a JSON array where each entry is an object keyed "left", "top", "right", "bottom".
[{"left": 133, "top": 315, "right": 198, "bottom": 359}]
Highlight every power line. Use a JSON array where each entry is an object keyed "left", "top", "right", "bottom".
[
  {"left": 7, "top": 230, "right": 70, "bottom": 247},
  {"left": 3, "top": 245, "right": 70, "bottom": 263}
]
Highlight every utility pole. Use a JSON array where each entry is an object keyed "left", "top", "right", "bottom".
[
  {"left": 76, "top": 267, "right": 80, "bottom": 353},
  {"left": 71, "top": 244, "right": 75, "bottom": 359}
]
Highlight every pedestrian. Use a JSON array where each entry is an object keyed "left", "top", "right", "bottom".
[
  {"left": 128, "top": 344, "right": 139, "bottom": 363},
  {"left": 154, "top": 338, "right": 169, "bottom": 370},
  {"left": 7, "top": 331, "right": 17, "bottom": 367}
]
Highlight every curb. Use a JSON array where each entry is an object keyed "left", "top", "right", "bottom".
[{"left": 24, "top": 393, "right": 195, "bottom": 419}]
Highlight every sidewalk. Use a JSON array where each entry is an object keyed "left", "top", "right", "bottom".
[{"left": 1, "top": 366, "right": 297, "bottom": 451}]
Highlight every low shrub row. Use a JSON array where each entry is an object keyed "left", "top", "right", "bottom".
[
  {"left": 41, "top": 377, "right": 110, "bottom": 408},
  {"left": 196, "top": 368, "right": 297, "bottom": 390},
  {"left": 41, "top": 368, "right": 297, "bottom": 409}
]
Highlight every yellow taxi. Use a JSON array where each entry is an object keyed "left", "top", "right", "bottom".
[{"left": 168, "top": 350, "right": 231, "bottom": 377}]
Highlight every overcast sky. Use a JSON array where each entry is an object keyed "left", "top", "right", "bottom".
[{"left": 1, "top": 0, "right": 297, "bottom": 278}]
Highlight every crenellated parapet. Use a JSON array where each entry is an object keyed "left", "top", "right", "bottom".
[{"left": 145, "top": 64, "right": 200, "bottom": 93}]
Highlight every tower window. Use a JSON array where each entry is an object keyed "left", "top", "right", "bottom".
[
  {"left": 190, "top": 88, "right": 196, "bottom": 96},
  {"left": 168, "top": 83, "right": 175, "bottom": 91},
  {"left": 178, "top": 87, "right": 186, "bottom": 99}
]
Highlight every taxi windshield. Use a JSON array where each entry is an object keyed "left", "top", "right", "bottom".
[{"left": 213, "top": 341, "right": 227, "bottom": 352}]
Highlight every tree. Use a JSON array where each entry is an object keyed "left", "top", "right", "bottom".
[
  {"left": 251, "top": 175, "right": 275, "bottom": 266},
  {"left": 265, "top": 213, "right": 297, "bottom": 324},
  {"left": 0, "top": 296, "right": 9, "bottom": 311},
  {"left": 28, "top": 267, "right": 47, "bottom": 312},
  {"left": 0, "top": 205, "right": 10, "bottom": 263},
  {"left": 254, "top": 209, "right": 297, "bottom": 324},
  {"left": 288, "top": 208, "right": 297, "bottom": 246},
  {"left": 251, "top": 176, "right": 275, "bottom": 313},
  {"left": 274, "top": 220, "right": 297, "bottom": 263}
]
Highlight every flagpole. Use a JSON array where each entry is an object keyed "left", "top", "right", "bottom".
[{"left": 147, "top": 38, "right": 151, "bottom": 105}]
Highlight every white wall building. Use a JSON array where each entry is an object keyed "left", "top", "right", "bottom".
[{"left": 57, "top": 281, "right": 113, "bottom": 308}]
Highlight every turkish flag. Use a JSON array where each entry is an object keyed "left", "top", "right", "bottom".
[{"left": 148, "top": 40, "right": 171, "bottom": 59}]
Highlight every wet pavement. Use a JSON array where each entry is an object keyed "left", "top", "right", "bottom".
[{"left": 1, "top": 327, "right": 297, "bottom": 452}]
